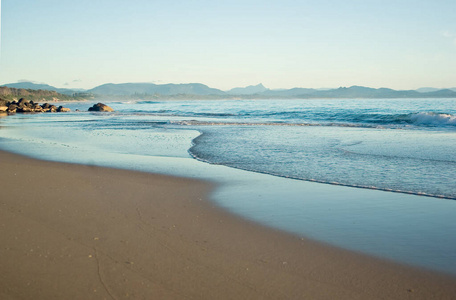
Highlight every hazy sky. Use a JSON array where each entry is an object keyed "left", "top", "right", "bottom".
[{"left": 1, "top": 0, "right": 455, "bottom": 90}]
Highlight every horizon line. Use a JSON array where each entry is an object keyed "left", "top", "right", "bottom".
[{"left": 1, "top": 80, "right": 456, "bottom": 92}]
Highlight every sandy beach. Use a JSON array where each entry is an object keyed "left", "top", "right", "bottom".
[{"left": 1, "top": 150, "right": 455, "bottom": 299}]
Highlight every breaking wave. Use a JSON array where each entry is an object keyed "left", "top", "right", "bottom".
[
  {"left": 108, "top": 99, "right": 456, "bottom": 129},
  {"left": 409, "top": 112, "right": 456, "bottom": 126},
  {"left": 169, "top": 112, "right": 456, "bottom": 129}
]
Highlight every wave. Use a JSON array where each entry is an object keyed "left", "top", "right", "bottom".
[
  {"left": 171, "top": 120, "right": 379, "bottom": 128},
  {"left": 347, "top": 112, "right": 456, "bottom": 127},
  {"left": 197, "top": 113, "right": 238, "bottom": 117},
  {"left": 282, "top": 111, "right": 456, "bottom": 128},
  {"left": 169, "top": 112, "right": 456, "bottom": 129},
  {"left": 108, "top": 104, "right": 456, "bottom": 129},
  {"left": 136, "top": 101, "right": 161, "bottom": 104},
  {"left": 409, "top": 112, "right": 456, "bottom": 126}
]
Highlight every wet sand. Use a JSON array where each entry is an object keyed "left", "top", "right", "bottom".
[{"left": 1, "top": 150, "right": 455, "bottom": 299}]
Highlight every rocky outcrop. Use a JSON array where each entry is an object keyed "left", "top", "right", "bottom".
[
  {"left": 57, "top": 106, "right": 71, "bottom": 112},
  {"left": 1, "top": 99, "right": 119, "bottom": 117},
  {"left": 3, "top": 98, "right": 70, "bottom": 114},
  {"left": 88, "top": 103, "right": 114, "bottom": 112},
  {"left": 7, "top": 104, "right": 18, "bottom": 113}
]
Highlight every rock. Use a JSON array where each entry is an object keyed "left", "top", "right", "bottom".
[
  {"left": 0, "top": 100, "right": 70, "bottom": 114},
  {"left": 18, "top": 98, "right": 30, "bottom": 107},
  {"left": 57, "top": 106, "right": 71, "bottom": 112},
  {"left": 17, "top": 107, "right": 33, "bottom": 113},
  {"left": 7, "top": 104, "right": 18, "bottom": 113},
  {"left": 88, "top": 103, "right": 114, "bottom": 112}
]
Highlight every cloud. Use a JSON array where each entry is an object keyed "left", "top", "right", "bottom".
[
  {"left": 442, "top": 30, "right": 456, "bottom": 46},
  {"left": 63, "top": 82, "right": 70, "bottom": 86},
  {"left": 442, "top": 31, "right": 452, "bottom": 38},
  {"left": 18, "top": 79, "right": 38, "bottom": 83},
  {"left": 72, "top": 79, "right": 82, "bottom": 83}
]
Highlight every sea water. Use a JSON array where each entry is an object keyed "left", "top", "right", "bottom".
[{"left": 1, "top": 98, "right": 455, "bottom": 275}]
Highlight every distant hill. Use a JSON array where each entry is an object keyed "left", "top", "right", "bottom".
[
  {"left": 308, "top": 86, "right": 418, "bottom": 98},
  {"left": 416, "top": 87, "right": 456, "bottom": 93},
  {"left": 0, "top": 86, "right": 86, "bottom": 101},
  {"left": 416, "top": 87, "right": 440, "bottom": 93},
  {"left": 422, "top": 89, "right": 456, "bottom": 98},
  {"left": 300, "top": 86, "right": 456, "bottom": 98},
  {"left": 227, "top": 85, "right": 456, "bottom": 98},
  {"left": 262, "top": 88, "right": 319, "bottom": 97},
  {"left": 88, "top": 83, "right": 226, "bottom": 96},
  {"left": 3, "top": 82, "right": 78, "bottom": 95},
  {"left": 3, "top": 81, "right": 456, "bottom": 99},
  {"left": 227, "top": 83, "right": 268, "bottom": 95}
]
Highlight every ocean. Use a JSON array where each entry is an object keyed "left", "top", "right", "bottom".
[{"left": 1, "top": 98, "right": 455, "bottom": 275}]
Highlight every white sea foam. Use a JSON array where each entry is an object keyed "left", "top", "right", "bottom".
[{"left": 410, "top": 112, "right": 456, "bottom": 126}]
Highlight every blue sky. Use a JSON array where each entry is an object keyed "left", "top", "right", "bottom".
[{"left": 1, "top": 0, "right": 455, "bottom": 90}]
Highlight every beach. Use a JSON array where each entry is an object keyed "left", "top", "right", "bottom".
[
  {"left": 4, "top": 0, "right": 456, "bottom": 297},
  {"left": 1, "top": 150, "right": 456, "bottom": 299}
]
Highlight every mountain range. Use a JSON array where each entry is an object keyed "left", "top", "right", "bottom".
[
  {"left": 89, "top": 82, "right": 226, "bottom": 96},
  {"left": 227, "top": 83, "right": 269, "bottom": 95},
  {"left": 2, "top": 82, "right": 456, "bottom": 99},
  {"left": 2, "top": 82, "right": 79, "bottom": 95}
]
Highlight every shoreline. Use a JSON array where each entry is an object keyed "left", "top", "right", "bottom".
[{"left": 1, "top": 150, "right": 456, "bottom": 299}]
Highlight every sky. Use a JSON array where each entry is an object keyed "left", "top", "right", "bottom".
[{"left": 0, "top": 0, "right": 455, "bottom": 90}]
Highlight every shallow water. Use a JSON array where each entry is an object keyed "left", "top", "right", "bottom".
[
  {"left": 190, "top": 125, "right": 456, "bottom": 198},
  {"left": 1, "top": 98, "right": 456, "bottom": 275}
]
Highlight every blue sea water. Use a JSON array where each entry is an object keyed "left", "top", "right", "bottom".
[{"left": 1, "top": 98, "right": 456, "bottom": 275}]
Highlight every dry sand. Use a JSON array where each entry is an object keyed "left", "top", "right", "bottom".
[{"left": 1, "top": 150, "right": 455, "bottom": 299}]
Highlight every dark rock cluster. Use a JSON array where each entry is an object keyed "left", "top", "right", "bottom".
[
  {"left": 0, "top": 98, "right": 70, "bottom": 114},
  {"left": 0, "top": 99, "right": 115, "bottom": 117},
  {"left": 88, "top": 103, "right": 114, "bottom": 112}
]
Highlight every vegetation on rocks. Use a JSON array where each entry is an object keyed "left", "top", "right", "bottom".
[{"left": 0, "top": 86, "right": 89, "bottom": 102}]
